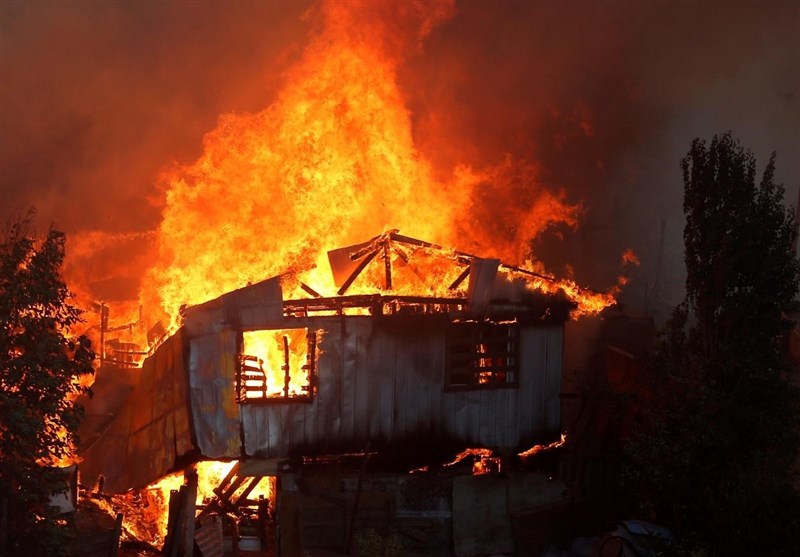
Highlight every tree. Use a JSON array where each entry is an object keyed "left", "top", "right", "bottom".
[
  {"left": 0, "top": 211, "right": 94, "bottom": 557},
  {"left": 625, "top": 133, "right": 800, "bottom": 556}
]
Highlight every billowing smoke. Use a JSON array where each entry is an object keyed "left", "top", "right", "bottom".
[{"left": 2, "top": 1, "right": 797, "bottom": 322}]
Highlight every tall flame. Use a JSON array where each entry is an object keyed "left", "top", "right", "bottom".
[{"left": 138, "top": 0, "right": 589, "bottom": 330}]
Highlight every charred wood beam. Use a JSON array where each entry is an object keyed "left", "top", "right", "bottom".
[
  {"left": 109, "top": 513, "right": 123, "bottom": 557},
  {"left": 163, "top": 488, "right": 183, "bottom": 557},
  {"left": 284, "top": 294, "right": 467, "bottom": 316},
  {"left": 282, "top": 335, "right": 290, "bottom": 398},
  {"left": 337, "top": 247, "right": 380, "bottom": 295},
  {"left": 449, "top": 266, "right": 471, "bottom": 290},
  {"left": 390, "top": 232, "right": 473, "bottom": 266},
  {"left": 299, "top": 281, "right": 322, "bottom": 298},
  {"left": 391, "top": 244, "right": 410, "bottom": 264},
  {"left": 498, "top": 262, "right": 556, "bottom": 282},
  {"left": 383, "top": 244, "right": 392, "bottom": 290}
]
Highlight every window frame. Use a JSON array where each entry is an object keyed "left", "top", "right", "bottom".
[
  {"left": 445, "top": 322, "right": 520, "bottom": 391},
  {"left": 235, "top": 328, "right": 318, "bottom": 404}
]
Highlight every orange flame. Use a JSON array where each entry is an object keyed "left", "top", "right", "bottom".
[
  {"left": 137, "top": 1, "right": 595, "bottom": 332},
  {"left": 142, "top": 461, "right": 271, "bottom": 547}
]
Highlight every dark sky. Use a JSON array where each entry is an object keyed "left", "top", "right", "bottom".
[{"left": 2, "top": 0, "right": 798, "bottom": 315}]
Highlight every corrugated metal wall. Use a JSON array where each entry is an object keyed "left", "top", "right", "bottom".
[
  {"left": 188, "top": 315, "right": 563, "bottom": 459},
  {"left": 81, "top": 329, "right": 194, "bottom": 492}
]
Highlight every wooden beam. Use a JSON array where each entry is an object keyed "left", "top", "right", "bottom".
[
  {"left": 337, "top": 247, "right": 380, "bottom": 295},
  {"left": 300, "top": 281, "right": 322, "bottom": 298},
  {"left": 383, "top": 244, "right": 393, "bottom": 290},
  {"left": 449, "top": 266, "right": 471, "bottom": 290}
]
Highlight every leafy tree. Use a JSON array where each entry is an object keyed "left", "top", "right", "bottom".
[
  {"left": 625, "top": 133, "right": 800, "bottom": 556},
  {"left": 0, "top": 211, "right": 94, "bottom": 557}
]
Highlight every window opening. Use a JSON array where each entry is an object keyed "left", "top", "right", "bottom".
[
  {"left": 446, "top": 323, "right": 518, "bottom": 390},
  {"left": 237, "top": 328, "right": 318, "bottom": 403}
]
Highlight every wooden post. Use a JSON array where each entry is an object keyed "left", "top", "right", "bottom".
[
  {"left": 383, "top": 244, "right": 392, "bottom": 290},
  {"left": 164, "top": 487, "right": 184, "bottom": 557},
  {"left": 180, "top": 468, "right": 198, "bottom": 557},
  {"left": 108, "top": 513, "right": 123, "bottom": 557},
  {"left": 282, "top": 335, "right": 290, "bottom": 398}
]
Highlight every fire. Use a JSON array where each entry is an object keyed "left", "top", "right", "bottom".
[
  {"left": 517, "top": 433, "right": 567, "bottom": 459},
  {"left": 241, "top": 328, "right": 315, "bottom": 399},
  {"left": 142, "top": 461, "right": 271, "bottom": 546},
  {"left": 137, "top": 0, "right": 594, "bottom": 333}
]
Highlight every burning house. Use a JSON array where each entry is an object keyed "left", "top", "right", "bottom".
[{"left": 78, "top": 230, "right": 596, "bottom": 556}]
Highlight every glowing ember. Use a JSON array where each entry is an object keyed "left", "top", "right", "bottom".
[{"left": 518, "top": 433, "right": 567, "bottom": 459}]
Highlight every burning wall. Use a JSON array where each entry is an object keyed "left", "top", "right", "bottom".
[{"left": 79, "top": 236, "right": 573, "bottom": 493}]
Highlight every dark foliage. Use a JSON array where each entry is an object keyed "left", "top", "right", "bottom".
[
  {"left": 625, "top": 133, "right": 800, "bottom": 556},
  {"left": 0, "top": 210, "right": 95, "bottom": 557}
]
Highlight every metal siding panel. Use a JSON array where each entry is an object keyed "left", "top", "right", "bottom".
[
  {"left": 466, "top": 391, "right": 482, "bottom": 445},
  {"left": 393, "top": 334, "right": 410, "bottom": 439},
  {"left": 316, "top": 321, "right": 341, "bottom": 450},
  {"left": 431, "top": 333, "right": 446, "bottom": 436},
  {"left": 241, "top": 403, "right": 271, "bottom": 457},
  {"left": 340, "top": 320, "right": 360, "bottom": 444},
  {"left": 453, "top": 392, "right": 473, "bottom": 442},
  {"left": 517, "top": 328, "right": 543, "bottom": 440},
  {"left": 188, "top": 330, "right": 242, "bottom": 458},
  {"left": 544, "top": 327, "right": 563, "bottom": 435},
  {"left": 504, "top": 383, "right": 520, "bottom": 450},
  {"left": 303, "top": 394, "right": 317, "bottom": 449},
  {"left": 291, "top": 401, "right": 305, "bottom": 450},
  {"left": 479, "top": 389, "right": 496, "bottom": 448},
  {"left": 279, "top": 405, "right": 292, "bottom": 454},
  {"left": 352, "top": 320, "right": 371, "bottom": 443},
  {"left": 152, "top": 346, "right": 176, "bottom": 471},
  {"left": 414, "top": 335, "right": 434, "bottom": 435},
  {"left": 366, "top": 326, "right": 382, "bottom": 439},
  {"left": 171, "top": 330, "right": 194, "bottom": 457},
  {"left": 267, "top": 406, "right": 282, "bottom": 458},
  {"left": 378, "top": 333, "right": 396, "bottom": 439}
]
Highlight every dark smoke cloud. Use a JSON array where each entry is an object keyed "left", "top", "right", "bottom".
[
  {"left": 2, "top": 1, "right": 797, "bottom": 315},
  {"left": 1, "top": 0, "right": 313, "bottom": 300},
  {"left": 403, "top": 1, "right": 799, "bottom": 314}
]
